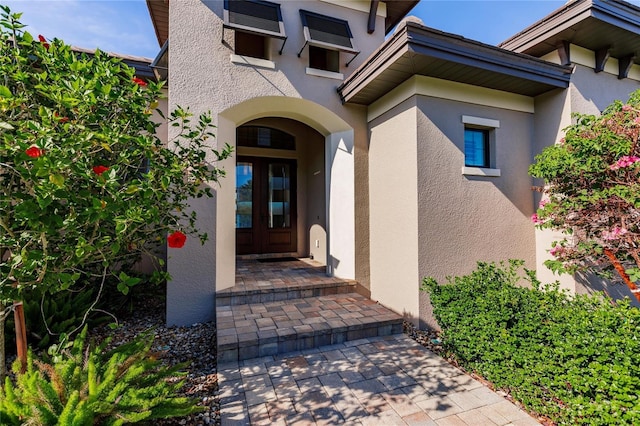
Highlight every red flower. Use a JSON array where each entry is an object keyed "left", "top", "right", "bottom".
[
  {"left": 93, "top": 165, "right": 109, "bottom": 175},
  {"left": 168, "top": 231, "right": 187, "bottom": 248},
  {"left": 54, "top": 112, "right": 69, "bottom": 123},
  {"left": 132, "top": 77, "right": 147, "bottom": 87},
  {"left": 38, "top": 34, "right": 50, "bottom": 50},
  {"left": 26, "top": 146, "right": 43, "bottom": 158}
]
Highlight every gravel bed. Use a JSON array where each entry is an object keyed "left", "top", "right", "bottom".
[{"left": 91, "top": 299, "right": 220, "bottom": 426}]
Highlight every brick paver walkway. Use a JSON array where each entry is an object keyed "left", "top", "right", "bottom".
[{"left": 218, "top": 334, "right": 540, "bottom": 425}]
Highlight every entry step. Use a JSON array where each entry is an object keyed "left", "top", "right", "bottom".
[
  {"left": 216, "top": 293, "right": 403, "bottom": 363},
  {"left": 217, "top": 279, "right": 358, "bottom": 306}
]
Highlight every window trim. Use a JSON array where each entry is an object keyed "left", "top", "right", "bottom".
[
  {"left": 461, "top": 115, "right": 501, "bottom": 177},
  {"left": 230, "top": 54, "right": 276, "bottom": 69},
  {"left": 305, "top": 67, "right": 344, "bottom": 80}
]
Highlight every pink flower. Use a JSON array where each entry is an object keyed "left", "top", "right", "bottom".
[
  {"left": 26, "top": 146, "right": 43, "bottom": 158},
  {"left": 558, "top": 137, "right": 565, "bottom": 145},
  {"left": 622, "top": 104, "right": 633, "bottom": 111},
  {"left": 550, "top": 246, "right": 564, "bottom": 257},
  {"left": 38, "top": 34, "right": 50, "bottom": 50},
  {"left": 602, "top": 226, "right": 628, "bottom": 241},
  {"left": 531, "top": 213, "right": 545, "bottom": 225},
  {"left": 92, "top": 165, "right": 109, "bottom": 175},
  {"left": 168, "top": 231, "right": 187, "bottom": 248},
  {"left": 610, "top": 155, "right": 640, "bottom": 170},
  {"left": 132, "top": 77, "right": 147, "bottom": 87},
  {"left": 538, "top": 199, "right": 549, "bottom": 209}
]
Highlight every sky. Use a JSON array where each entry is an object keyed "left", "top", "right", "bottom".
[{"left": 3, "top": 0, "right": 640, "bottom": 59}]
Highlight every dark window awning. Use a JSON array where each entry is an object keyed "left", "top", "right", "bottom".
[
  {"left": 223, "top": 0, "right": 287, "bottom": 54},
  {"left": 297, "top": 9, "right": 360, "bottom": 66}
]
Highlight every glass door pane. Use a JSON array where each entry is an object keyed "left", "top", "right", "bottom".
[
  {"left": 268, "top": 163, "right": 290, "bottom": 228},
  {"left": 236, "top": 162, "right": 253, "bottom": 229}
]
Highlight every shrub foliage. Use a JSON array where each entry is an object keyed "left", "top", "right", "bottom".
[
  {"left": 422, "top": 261, "right": 640, "bottom": 425},
  {"left": 0, "top": 326, "right": 200, "bottom": 425},
  {"left": 0, "top": 5, "right": 231, "bottom": 303}
]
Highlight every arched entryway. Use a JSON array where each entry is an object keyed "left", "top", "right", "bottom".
[
  {"left": 234, "top": 118, "right": 326, "bottom": 264},
  {"left": 215, "top": 96, "right": 355, "bottom": 292}
]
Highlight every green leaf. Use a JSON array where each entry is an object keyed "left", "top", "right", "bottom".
[
  {"left": 125, "top": 185, "right": 139, "bottom": 194},
  {"left": 110, "top": 242, "right": 120, "bottom": 255},
  {"left": 0, "top": 85, "right": 12, "bottom": 98},
  {"left": 115, "top": 221, "right": 126, "bottom": 233},
  {"left": 49, "top": 174, "right": 65, "bottom": 187},
  {"left": 117, "top": 281, "right": 130, "bottom": 295}
]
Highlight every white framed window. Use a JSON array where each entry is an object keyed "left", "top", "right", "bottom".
[{"left": 461, "top": 115, "right": 501, "bottom": 177}]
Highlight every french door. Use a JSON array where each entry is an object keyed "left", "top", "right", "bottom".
[{"left": 236, "top": 156, "right": 297, "bottom": 255}]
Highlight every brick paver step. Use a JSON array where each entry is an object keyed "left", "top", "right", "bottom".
[
  {"left": 217, "top": 279, "right": 358, "bottom": 306},
  {"left": 217, "top": 293, "right": 403, "bottom": 363},
  {"left": 218, "top": 258, "right": 360, "bottom": 306}
]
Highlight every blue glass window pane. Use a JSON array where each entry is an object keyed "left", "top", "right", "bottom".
[
  {"left": 236, "top": 162, "right": 253, "bottom": 229},
  {"left": 464, "top": 128, "right": 489, "bottom": 167}
]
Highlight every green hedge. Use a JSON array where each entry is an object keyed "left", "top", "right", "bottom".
[{"left": 422, "top": 260, "right": 640, "bottom": 425}]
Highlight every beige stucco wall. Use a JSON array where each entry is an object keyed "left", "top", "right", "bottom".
[
  {"left": 416, "top": 96, "right": 536, "bottom": 328},
  {"left": 570, "top": 64, "right": 640, "bottom": 115},
  {"left": 368, "top": 76, "right": 540, "bottom": 329},
  {"left": 369, "top": 98, "right": 420, "bottom": 322},
  {"left": 165, "top": 0, "right": 380, "bottom": 325},
  {"left": 532, "top": 88, "right": 575, "bottom": 291}
]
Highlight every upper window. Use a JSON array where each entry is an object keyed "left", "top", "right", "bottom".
[
  {"left": 223, "top": 0, "right": 287, "bottom": 59},
  {"left": 237, "top": 126, "right": 296, "bottom": 151},
  {"left": 297, "top": 10, "right": 359, "bottom": 70},
  {"left": 309, "top": 46, "right": 340, "bottom": 73},
  {"left": 235, "top": 31, "right": 268, "bottom": 59},
  {"left": 461, "top": 115, "right": 500, "bottom": 177},
  {"left": 464, "top": 128, "right": 489, "bottom": 168}
]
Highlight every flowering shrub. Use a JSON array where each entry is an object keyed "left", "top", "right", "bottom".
[
  {"left": 0, "top": 5, "right": 231, "bottom": 338},
  {"left": 530, "top": 91, "right": 640, "bottom": 300}
]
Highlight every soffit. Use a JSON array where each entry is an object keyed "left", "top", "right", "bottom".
[
  {"left": 147, "top": 0, "right": 169, "bottom": 46},
  {"left": 500, "top": 0, "right": 640, "bottom": 65},
  {"left": 338, "top": 22, "right": 573, "bottom": 105},
  {"left": 145, "top": 0, "right": 418, "bottom": 47}
]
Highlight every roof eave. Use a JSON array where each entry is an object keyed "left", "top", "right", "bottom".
[
  {"left": 147, "top": 0, "right": 169, "bottom": 47},
  {"left": 500, "top": 0, "right": 640, "bottom": 54},
  {"left": 339, "top": 22, "right": 572, "bottom": 105},
  {"left": 382, "top": 0, "right": 419, "bottom": 33}
]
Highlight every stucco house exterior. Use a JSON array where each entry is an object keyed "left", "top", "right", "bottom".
[{"left": 144, "top": 0, "right": 640, "bottom": 328}]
